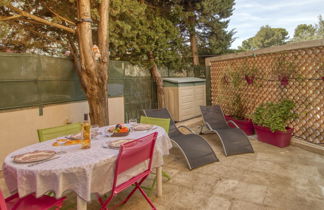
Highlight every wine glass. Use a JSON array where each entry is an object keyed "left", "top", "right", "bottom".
[
  {"left": 129, "top": 118, "right": 137, "bottom": 130},
  {"left": 91, "top": 124, "right": 100, "bottom": 139}
]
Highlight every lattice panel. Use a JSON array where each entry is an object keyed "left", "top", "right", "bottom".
[{"left": 210, "top": 46, "right": 324, "bottom": 144}]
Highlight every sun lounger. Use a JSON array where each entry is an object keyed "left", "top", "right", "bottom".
[
  {"left": 143, "top": 108, "right": 218, "bottom": 170},
  {"left": 200, "top": 105, "right": 254, "bottom": 156}
]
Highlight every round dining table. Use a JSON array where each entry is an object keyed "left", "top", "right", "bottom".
[{"left": 3, "top": 125, "right": 172, "bottom": 210}]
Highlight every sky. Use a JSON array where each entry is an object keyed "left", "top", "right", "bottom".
[{"left": 228, "top": 0, "right": 324, "bottom": 49}]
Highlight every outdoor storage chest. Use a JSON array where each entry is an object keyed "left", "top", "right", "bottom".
[{"left": 163, "top": 77, "right": 206, "bottom": 121}]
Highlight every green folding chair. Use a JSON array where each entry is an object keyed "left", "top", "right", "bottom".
[
  {"left": 140, "top": 116, "right": 170, "bottom": 133},
  {"left": 140, "top": 116, "right": 171, "bottom": 194},
  {"left": 37, "top": 123, "right": 82, "bottom": 142}
]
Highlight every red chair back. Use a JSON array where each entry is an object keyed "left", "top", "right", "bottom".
[
  {"left": 0, "top": 190, "right": 8, "bottom": 210},
  {"left": 112, "top": 132, "right": 157, "bottom": 189}
]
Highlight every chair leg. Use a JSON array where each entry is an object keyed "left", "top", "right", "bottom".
[
  {"left": 136, "top": 183, "right": 156, "bottom": 210},
  {"left": 142, "top": 170, "right": 171, "bottom": 195},
  {"left": 96, "top": 193, "right": 105, "bottom": 206},
  {"left": 100, "top": 193, "right": 114, "bottom": 210},
  {"left": 115, "top": 175, "right": 150, "bottom": 207},
  {"left": 118, "top": 184, "right": 139, "bottom": 206},
  {"left": 162, "top": 171, "right": 171, "bottom": 181}
]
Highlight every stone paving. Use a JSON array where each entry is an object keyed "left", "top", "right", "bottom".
[{"left": 1, "top": 131, "right": 324, "bottom": 210}]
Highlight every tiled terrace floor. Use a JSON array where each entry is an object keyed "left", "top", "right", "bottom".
[{"left": 1, "top": 132, "right": 324, "bottom": 210}]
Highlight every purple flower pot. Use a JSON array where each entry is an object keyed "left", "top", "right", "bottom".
[
  {"left": 225, "top": 115, "right": 255, "bottom": 135},
  {"left": 254, "top": 124, "right": 293, "bottom": 148},
  {"left": 245, "top": 75, "right": 254, "bottom": 85},
  {"left": 279, "top": 76, "right": 289, "bottom": 86}
]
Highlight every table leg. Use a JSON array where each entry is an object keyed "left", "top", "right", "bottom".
[
  {"left": 156, "top": 166, "right": 162, "bottom": 197},
  {"left": 77, "top": 196, "right": 87, "bottom": 210}
]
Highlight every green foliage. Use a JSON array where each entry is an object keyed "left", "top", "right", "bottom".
[
  {"left": 293, "top": 24, "right": 316, "bottom": 40},
  {"left": 195, "top": 0, "right": 235, "bottom": 56},
  {"left": 272, "top": 54, "right": 298, "bottom": 78},
  {"left": 230, "top": 93, "right": 245, "bottom": 120},
  {"left": 251, "top": 100, "right": 298, "bottom": 132},
  {"left": 109, "top": 0, "right": 184, "bottom": 69},
  {"left": 239, "top": 59, "right": 259, "bottom": 77},
  {"left": 291, "top": 15, "right": 324, "bottom": 42},
  {"left": 229, "top": 70, "right": 242, "bottom": 88},
  {"left": 239, "top": 25, "right": 288, "bottom": 51},
  {"left": 154, "top": 0, "right": 235, "bottom": 58},
  {"left": 0, "top": 0, "right": 76, "bottom": 55}
]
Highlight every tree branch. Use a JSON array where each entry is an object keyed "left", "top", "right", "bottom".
[
  {"left": 0, "top": 15, "right": 21, "bottom": 21},
  {"left": 6, "top": 4, "right": 75, "bottom": 33},
  {"left": 46, "top": 6, "right": 76, "bottom": 26}
]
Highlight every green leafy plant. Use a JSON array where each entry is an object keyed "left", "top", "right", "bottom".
[
  {"left": 229, "top": 70, "right": 242, "bottom": 88},
  {"left": 251, "top": 100, "right": 298, "bottom": 132},
  {"left": 230, "top": 93, "right": 245, "bottom": 120},
  {"left": 244, "top": 64, "right": 259, "bottom": 77},
  {"left": 239, "top": 58, "right": 259, "bottom": 77},
  {"left": 221, "top": 72, "right": 230, "bottom": 86},
  {"left": 239, "top": 60, "right": 259, "bottom": 85},
  {"left": 272, "top": 54, "right": 298, "bottom": 78}
]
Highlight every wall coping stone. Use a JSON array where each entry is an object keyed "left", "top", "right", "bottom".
[{"left": 205, "top": 39, "right": 324, "bottom": 66}]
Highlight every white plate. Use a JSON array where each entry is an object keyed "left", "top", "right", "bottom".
[
  {"left": 103, "top": 139, "right": 133, "bottom": 149},
  {"left": 13, "top": 150, "right": 56, "bottom": 163},
  {"left": 133, "top": 124, "right": 154, "bottom": 131}
]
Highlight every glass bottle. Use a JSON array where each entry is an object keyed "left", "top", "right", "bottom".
[{"left": 81, "top": 113, "right": 91, "bottom": 149}]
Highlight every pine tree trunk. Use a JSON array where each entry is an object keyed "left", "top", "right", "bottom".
[
  {"left": 188, "top": 15, "right": 200, "bottom": 66},
  {"left": 77, "top": 0, "right": 109, "bottom": 126},
  {"left": 148, "top": 52, "right": 165, "bottom": 109}
]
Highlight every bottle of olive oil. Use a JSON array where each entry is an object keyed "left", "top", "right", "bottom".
[{"left": 81, "top": 113, "right": 91, "bottom": 149}]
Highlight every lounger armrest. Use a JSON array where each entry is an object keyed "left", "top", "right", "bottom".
[
  {"left": 227, "top": 120, "right": 240, "bottom": 128},
  {"left": 177, "top": 125, "right": 196, "bottom": 134},
  {"left": 204, "top": 122, "right": 213, "bottom": 131}
]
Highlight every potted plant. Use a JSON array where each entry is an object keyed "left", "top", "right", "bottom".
[
  {"left": 225, "top": 93, "right": 255, "bottom": 135},
  {"left": 241, "top": 62, "right": 259, "bottom": 85},
  {"left": 228, "top": 70, "right": 242, "bottom": 88},
  {"left": 251, "top": 100, "right": 298, "bottom": 147},
  {"left": 273, "top": 54, "right": 297, "bottom": 86}
]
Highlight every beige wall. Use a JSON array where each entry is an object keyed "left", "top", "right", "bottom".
[{"left": 0, "top": 97, "right": 124, "bottom": 164}]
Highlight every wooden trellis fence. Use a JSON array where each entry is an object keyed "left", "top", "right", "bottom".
[{"left": 206, "top": 39, "right": 324, "bottom": 144}]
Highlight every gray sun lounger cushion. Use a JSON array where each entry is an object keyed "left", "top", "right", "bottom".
[
  {"left": 143, "top": 108, "right": 218, "bottom": 170},
  {"left": 200, "top": 105, "right": 254, "bottom": 156}
]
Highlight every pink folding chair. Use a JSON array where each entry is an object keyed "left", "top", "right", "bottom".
[
  {"left": 0, "top": 190, "right": 65, "bottom": 210},
  {"left": 97, "top": 132, "right": 158, "bottom": 210}
]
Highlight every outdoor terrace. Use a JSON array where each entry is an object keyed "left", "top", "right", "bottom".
[{"left": 1, "top": 124, "right": 324, "bottom": 210}]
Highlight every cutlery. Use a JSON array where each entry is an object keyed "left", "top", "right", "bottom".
[{"left": 27, "top": 156, "right": 61, "bottom": 167}]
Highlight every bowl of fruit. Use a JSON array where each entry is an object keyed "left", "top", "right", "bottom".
[{"left": 107, "top": 124, "right": 130, "bottom": 137}]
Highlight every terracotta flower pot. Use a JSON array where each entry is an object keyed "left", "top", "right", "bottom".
[
  {"left": 279, "top": 76, "right": 289, "bottom": 86},
  {"left": 245, "top": 75, "right": 254, "bottom": 85},
  {"left": 253, "top": 124, "right": 293, "bottom": 148},
  {"left": 225, "top": 115, "right": 255, "bottom": 135}
]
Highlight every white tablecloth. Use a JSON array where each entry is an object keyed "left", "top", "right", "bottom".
[{"left": 3, "top": 125, "right": 172, "bottom": 201}]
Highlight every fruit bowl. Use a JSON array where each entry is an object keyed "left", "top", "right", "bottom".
[
  {"left": 108, "top": 124, "right": 130, "bottom": 137},
  {"left": 111, "top": 131, "right": 130, "bottom": 137}
]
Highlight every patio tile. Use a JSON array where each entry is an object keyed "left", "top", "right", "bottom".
[
  {"left": 1, "top": 124, "right": 324, "bottom": 210},
  {"left": 212, "top": 179, "right": 268, "bottom": 204},
  {"left": 263, "top": 185, "right": 324, "bottom": 210},
  {"left": 163, "top": 187, "right": 231, "bottom": 210},
  {"left": 168, "top": 169, "right": 222, "bottom": 193},
  {"left": 230, "top": 200, "right": 276, "bottom": 210}
]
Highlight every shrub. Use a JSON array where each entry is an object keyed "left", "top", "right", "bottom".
[{"left": 251, "top": 100, "right": 298, "bottom": 132}]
